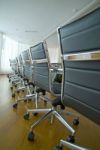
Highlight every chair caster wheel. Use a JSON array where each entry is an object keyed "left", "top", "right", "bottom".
[
  {"left": 24, "top": 113, "right": 29, "bottom": 120},
  {"left": 22, "top": 90, "right": 25, "bottom": 92},
  {"left": 28, "top": 99, "right": 32, "bottom": 102},
  {"left": 32, "top": 91, "right": 34, "bottom": 94},
  {"left": 15, "top": 85, "right": 17, "bottom": 88},
  {"left": 24, "top": 100, "right": 27, "bottom": 102},
  {"left": 33, "top": 113, "right": 38, "bottom": 116},
  {"left": 44, "top": 100, "right": 47, "bottom": 105},
  {"left": 73, "top": 118, "right": 79, "bottom": 125},
  {"left": 10, "top": 86, "right": 13, "bottom": 90},
  {"left": 54, "top": 145, "right": 63, "bottom": 150},
  {"left": 12, "top": 93, "right": 15, "bottom": 98},
  {"left": 17, "top": 91, "right": 20, "bottom": 94},
  {"left": 67, "top": 135, "right": 75, "bottom": 143},
  {"left": 13, "top": 103, "right": 18, "bottom": 109},
  {"left": 27, "top": 131, "right": 35, "bottom": 141},
  {"left": 9, "top": 79, "right": 11, "bottom": 82}
]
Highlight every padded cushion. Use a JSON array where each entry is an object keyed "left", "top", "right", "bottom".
[
  {"left": 59, "top": 8, "right": 100, "bottom": 124},
  {"left": 60, "top": 8, "right": 100, "bottom": 54},
  {"left": 22, "top": 49, "right": 32, "bottom": 80},
  {"left": 18, "top": 67, "right": 23, "bottom": 76},
  {"left": 52, "top": 97, "right": 65, "bottom": 109},
  {"left": 52, "top": 82, "right": 61, "bottom": 94},
  {"left": 10, "top": 59, "right": 18, "bottom": 73},
  {"left": 30, "top": 43, "right": 46, "bottom": 60},
  {"left": 18, "top": 55, "right": 23, "bottom": 65},
  {"left": 24, "top": 64, "right": 33, "bottom": 80},
  {"left": 30, "top": 42, "right": 49, "bottom": 91},
  {"left": 33, "top": 62, "right": 49, "bottom": 91},
  {"left": 22, "top": 50, "right": 30, "bottom": 60}
]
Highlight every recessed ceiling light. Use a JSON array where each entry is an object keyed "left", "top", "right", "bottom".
[
  {"left": 72, "top": 8, "right": 78, "bottom": 12},
  {"left": 25, "top": 30, "right": 38, "bottom": 33}
]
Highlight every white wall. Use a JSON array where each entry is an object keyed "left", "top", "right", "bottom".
[
  {"left": 18, "top": 42, "right": 30, "bottom": 54},
  {"left": 0, "top": 34, "right": 30, "bottom": 74},
  {"left": 46, "top": 32, "right": 61, "bottom": 63},
  {"left": 0, "top": 32, "right": 3, "bottom": 72}
]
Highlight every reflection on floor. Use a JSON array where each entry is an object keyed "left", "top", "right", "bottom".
[{"left": 0, "top": 75, "right": 100, "bottom": 150}]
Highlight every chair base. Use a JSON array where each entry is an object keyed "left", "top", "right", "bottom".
[
  {"left": 26, "top": 108, "right": 75, "bottom": 142},
  {"left": 59, "top": 140, "right": 89, "bottom": 150}
]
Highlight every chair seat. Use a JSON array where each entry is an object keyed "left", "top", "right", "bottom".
[{"left": 52, "top": 97, "right": 65, "bottom": 109}]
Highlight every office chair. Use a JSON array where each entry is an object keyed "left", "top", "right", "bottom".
[
  {"left": 55, "top": 7, "right": 100, "bottom": 150},
  {"left": 17, "top": 54, "right": 24, "bottom": 78},
  {"left": 9, "top": 58, "right": 19, "bottom": 85},
  {"left": 12, "top": 54, "right": 28, "bottom": 95},
  {"left": 23, "top": 43, "right": 50, "bottom": 119},
  {"left": 13, "top": 49, "right": 35, "bottom": 108},
  {"left": 9, "top": 58, "right": 23, "bottom": 97},
  {"left": 20, "top": 49, "right": 35, "bottom": 98},
  {"left": 23, "top": 42, "right": 79, "bottom": 142},
  {"left": 10, "top": 55, "right": 26, "bottom": 98},
  {"left": 8, "top": 59, "right": 16, "bottom": 79}
]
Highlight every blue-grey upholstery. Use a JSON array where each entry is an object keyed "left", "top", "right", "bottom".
[
  {"left": 22, "top": 50, "right": 33, "bottom": 80},
  {"left": 52, "top": 82, "right": 61, "bottom": 94},
  {"left": 18, "top": 55, "right": 23, "bottom": 65},
  {"left": 50, "top": 63, "right": 62, "bottom": 94},
  {"left": 30, "top": 43, "right": 49, "bottom": 91},
  {"left": 18, "top": 55, "right": 23, "bottom": 77},
  {"left": 31, "top": 43, "right": 46, "bottom": 60},
  {"left": 10, "top": 58, "right": 18, "bottom": 73},
  {"left": 58, "top": 8, "right": 100, "bottom": 124}
]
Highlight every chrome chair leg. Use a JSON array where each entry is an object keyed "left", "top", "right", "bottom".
[
  {"left": 27, "top": 108, "right": 75, "bottom": 141},
  {"left": 53, "top": 110, "right": 75, "bottom": 135},
  {"left": 24, "top": 108, "right": 51, "bottom": 120},
  {"left": 27, "top": 109, "right": 53, "bottom": 141},
  {"left": 13, "top": 93, "right": 36, "bottom": 109},
  {"left": 13, "top": 84, "right": 36, "bottom": 109},
  {"left": 58, "top": 140, "right": 89, "bottom": 150}
]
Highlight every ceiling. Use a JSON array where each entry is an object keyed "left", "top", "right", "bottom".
[{"left": 0, "top": 0, "right": 99, "bottom": 45}]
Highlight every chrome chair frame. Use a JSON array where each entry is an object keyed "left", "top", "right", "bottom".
[
  {"left": 25, "top": 41, "right": 79, "bottom": 142},
  {"left": 55, "top": 7, "right": 100, "bottom": 150},
  {"left": 13, "top": 50, "right": 36, "bottom": 108}
]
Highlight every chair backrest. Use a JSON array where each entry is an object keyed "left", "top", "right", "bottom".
[
  {"left": 22, "top": 49, "right": 33, "bottom": 81},
  {"left": 50, "top": 63, "right": 62, "bottom": 95},
  {"left": 58, "top": 7, "right": 100, "bottom": 125},
  {"left": 18, "top": 54, "right": 23, "bottom": 65},
  {"left": 17, "top": 54, "right": 24, "bottom": 77},
  {"left": 30, "top": 42, "right": 50, "bottom": 91},
  {"left": 9, "top": 58, "right": 18, "bottom": 73}
]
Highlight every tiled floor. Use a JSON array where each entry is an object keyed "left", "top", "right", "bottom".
[{"left": 0, "top": 75, "right": 100, "bottom": 150}]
